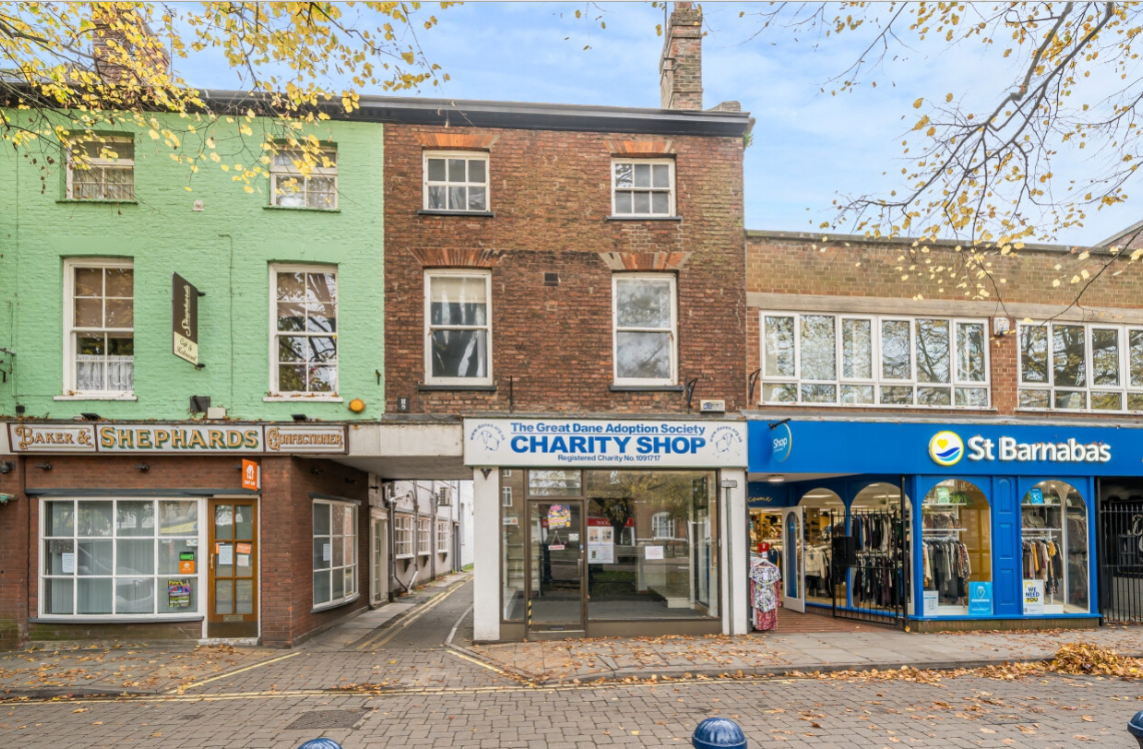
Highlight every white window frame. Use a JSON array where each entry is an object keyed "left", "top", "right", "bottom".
[
  {"left": 612, "top": 273, "right": 678, "bottom": 386},
  {"left": 270, "top": 147, "right": 338, "bottom": 210},
  {"left": 63, "top": 258, "right": 136, "bottom": 399},
  {"left": 394, "top": 514, "right": 414, "bottom": 559},
  {"left": 502, "top": 486, "right": 514, "bottom": 507},
  {"left": 610, "top": 158, "right": 676, "bottom": 217},
  {"left": 424, "top": 269, "right": 493, "bottom": 386},
  {"left": 758, "top": 311, "right": 991, "bottom": 409},
  {"left": 39, "top": 498, "right": 202, "bottom": 620},
  {"left": 66, "top": 135, "right": 135, "bottom": 201},
  {"left": 267, "top": 263, "right": 340, "bottom": 400},
  {"left": 437, "top": 520, "right": 449, "bottom": 554},
  {"left": 651, "top": 512, "right": 675, "bottom": 540},
  {"left": 312, "top": 499, "right": 357, "bottom": 609},
  {"left": 422, "top": 150, "right": 491, "bottom": 213},
  {"left": 1017, "top": 320, "right": 1143, "bottom": 412},
  {"left": 417, "top": 517, "right": 431, "bottom": 555}
]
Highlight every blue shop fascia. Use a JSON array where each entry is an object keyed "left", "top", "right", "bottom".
[{"left": 746, "top": 417, "right": 1139, "bottom": 630}]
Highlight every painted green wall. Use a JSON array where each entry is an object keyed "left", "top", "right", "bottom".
[{"left": 0, "top": 112, "right": 384, "bottom": 422}]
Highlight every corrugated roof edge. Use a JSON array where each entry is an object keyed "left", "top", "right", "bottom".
[
  {"left": 200, "top": 89, "right": 752, "bottom": 137},
  {"left": 745, "top": 228, "right": 1107, "bottom": 256}
]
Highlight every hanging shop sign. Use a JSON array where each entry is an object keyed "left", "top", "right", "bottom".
[
  {"left": 6, "top": 423, "right": 347, "bottom": 454},
  {"left": 171, "top": 273, "right": 200, "bottom": 366},
  {"left": 464, "top": 418, "right": 748, "bottom": 468},
  {"left": 750, "top": 420, "right": 1141, "bottom": 476}
]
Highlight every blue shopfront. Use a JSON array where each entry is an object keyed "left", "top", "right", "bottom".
[{"left": 746, "top": 419, "right": 1141, "bottom": 631}]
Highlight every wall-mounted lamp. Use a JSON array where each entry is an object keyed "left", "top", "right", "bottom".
[
  {"left": 35, "top": 463, "right": 51, "bottom": 471},
  {"left": 348, "top": 398, "right": 366, "bottom": 414},
  {"left": 292, "top": 414, "right": 309, "bottom": 422},
  {"left": 135, "top": 463, "right": 150, "bottom": 472},
  {"left": 0, "top": 461, "right": 13, "bottom": 475},
  {"left": 80, "top": 412, "right": 101, "bottom": 421}
]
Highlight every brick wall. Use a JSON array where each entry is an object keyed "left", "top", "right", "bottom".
[
  {"left": 384, "top": 125, "right": 746, "bottom": 416},
  {"left": 746, "top": 234, "right": 1143, "bottom": 417}
]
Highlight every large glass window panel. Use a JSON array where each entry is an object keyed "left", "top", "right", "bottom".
[
  {"left": 915, "top": 319, "right": 951, "bottom": 383},
  {"left": 78, "top": 579, "right": 113, "bottom": 614},
  {"left": 616, "top": 332, "right": 671, "bottom": 380},
  {"left": 528, "top": 470, "right": 582, "bottom": 496},
  {"left": 1020, "top": 325, "right": 1049, "bottom": 383},
  {"left": 799, "top": 315, "right": 836, "bottom": 381},
  {"left": 840, "top": 384, "right": 874, "bottom": 404},
  {"left": 431, "top": 329, "right": 489, "bottom": 379},
  {"left": 1092, "top": 328, "right": 1121, "bottom": 386},
  {"left": 430, "top": 276, "right": 488, "bottom": 325},
  {"left": 616, "top": 279, "right": 672, "bottom": 329},
  {"left": 312, "top": 500, "right": 356, "bottom": 607},
  {"left": 957, "top": 322, "right": 986, "bottom": 382},
  {"left": 1131, "top": 330, "right": 1143, "bottom": 387},
  {"left": 801, "top": 383, "right": 837, "bottom": 403},
  {"left": 68, "top": 264, "right": 134, "bottom": 393},
  {"left": 501, "top": 470, "right": 525, "bottom": 621},
  {"left": 880, "top": 320, "right": 911, "bottom": 380},
  {"left": 880, "top": 385, "right": 914, "bottom": 405},
  {"left": 762, "top": 383, "right": 796, "bottom": 402},
  {"left": 1053, "top": 324, "right": 1087, "bottom": 388},
  {"left": 1021, "top": 481, "right": 1089, "bottom": 614},
  {"left": 764, "top": 316, "right": 795, "bottom": 378},
  {"left": 615, "top": 276, "right": 675, "bottom": 383},
  {"left": 922, "top": 480, "right": 991, "bottom": 614},
  {"left": 842, "top": 318, "right": 873, "bottom": 379},
  {"left": 273, "top": 268, "right": 339, "bottom": 393},
  {"left": 427, "top": 273, "right": 491, "bottom": 383}
]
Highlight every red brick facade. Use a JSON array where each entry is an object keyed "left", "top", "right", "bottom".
[{"left": 383, "top": 125, "right": 746, "bottom": 416}]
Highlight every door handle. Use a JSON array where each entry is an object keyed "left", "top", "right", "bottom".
[{"left": 210, "top": 553, "right": 215, "bottom": 570}]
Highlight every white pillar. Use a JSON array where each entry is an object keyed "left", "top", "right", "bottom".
[
  {"left": 472, "top": 466, "right": 501, "bottom": 642},
  {"left": 722, "top": 469, "right": 748, "bottom": 635}
]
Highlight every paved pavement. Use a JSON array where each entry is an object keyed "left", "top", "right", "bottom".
[{"left": 3, "top": 573, "right": 1143, "bottom": 748}]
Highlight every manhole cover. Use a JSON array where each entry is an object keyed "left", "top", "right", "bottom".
[{"left": 286, "top": 710, "right": 363, "bottom": 730}]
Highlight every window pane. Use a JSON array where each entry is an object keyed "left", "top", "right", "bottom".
[
  {"left": 1055, "top": 390, "right": 1087, "bottom": 410},
  {"left": 915, "top": 319, "right": 950, "bottom": 383},
  {"left": 614, "top": 163, "right": 633, "bottom": 187},
  {"left": 214, "top": 579, "right": 233, "bottom": 614},
  {"left": 428, "top": 185, "right": 446, "bottom": 209},
  {"left": 528, "top": 469, "right": 582, "bottom": 496},
  {"left": 332, "top": 568, "right": 345, "bottom": 599},
  {"left": 78, "top": 578, "right": 113, "bottom": 614},
  {"left": 117, "top": 501, "right": 153, "bottom": 537},
  {"left": 78, "top": 501, "right": 113, "bottom": 537},
  {"left": 799, "top": 315, "right": 836, "bottom": 380},
  {"left": 1131, "top": 331, "right": 1143, "bottom": 387},
  {"left": 880, "top": 320, "right": 911, "bottom": 380},
  {"left": 44, "top": 538, "right": 74, "bottom": 575},
  {"left": 633, "top": 191, "right": 651, "bottom": 213},
  {"left": 78, "top": 539, "right": 113, "bottom": 576},
  {"left": 448, "top": 158, "right": 465, "bottom": 182},
  {"left": 279, "top": 336, "right": 307, "bottom": 363},
  {"left": 44, "top": 578, "right": 73, "bottom": 615},
  {"left": 652, "top": 164, "right": 670, "bottom": 188},
  {"left": 616, "top": 279, "right": 672, "bottom": 329},
  {"left": 1019, "top": 389, "right": 1050, "bottom": 408},
  {"left": 157, "top": 538, "right": 194, "bottom": 575},
  {"left": 957, "top": 322, "right": 986, "bottom": 383},
  {"left": 800, "top": 383, "right": 836, "bottom": 403},
  {"left": 1130, "top": 392, "right": 1143, "bottom": 411},
  {"left": 762, "top": 383, "right": 796, "bottom": 402},
  {"left": 309, "top": 365, "right": 337, "bottom": 392},
  {"left": 842, "top": 319, "right": 872, "bottom": 379},
  {"left": 1053, "top": 324, "right": 1087, "bottom": 388},
  {"left": 116, "top": 578, "right": 154, "bottom": 614},
  {"left": 116, "top": 539, "right": 153, "bottom": 575},
  {"left": 764, "top": 316, "right": 795, "bottom": 377},
  {"left": 159, "top": 501, "right": 197, "bottom": 536},
  {"left": 313, "top": 503, "right": 331, "bottom": 535},
  {"left": 651, "top": 191, "right": 669, "bottom": 214},
  {"left": 614, "top": 191, "right": 632, "bottom": 213},
  {"left": 448, "top": 185, "right": 467, "bottom": 211},
  {"left": 634, "top": 163, "right": 652, "bottom": 188},
  {"left": 1092, "top": 328, "right": 1121, "bottom": 386},
  {"left": 332, "top": 536, "right": 344, "bottom": 567},
  {"left": 880, "top": 385, "right": 913, "bottom": 405},
  {"left": 840, "top": 384, "right": 874, "bottom": 404},
  {"left": 105, "top": 268, "right": 133, "bottom": 298},
  {"left": 75, "top": 267, "right": 103, "bottom": 297},
  {"left": 1091, "top": 391, "right": 1123, "bottom": 410},
  {"left": 275, "top": 179, "right": 305, "bottom": 207},
  {"left": 1020, "top": 325, "right": 1049, "bottom": 383},
  {"left": 160, "top": 578, "right": 197, "bottom": 614},
  {"left": 314, "top": 571, "right": 331, "bottom": 604},
  {"left": 616, "top": 331, "right": 671, "bottom": 380},
  {"left": 279, "top": 365, "right": 306, "bottom": 392},
  {"left": 427, "top": 158, "right": 446, "bottom": 181},
  {"left": 917, "top": 386, "right": 952, "bottom": 406},
  {"left": 431, "top": 329, "right": 488, "bottom": 379},
  {"left": 307, "top": 272, "right": 336, "bottom": 303},
  {"left": 215, "top": 504, "right": 234, "bottom": 540},
  {"left": 469, "top": 187, "right": 487, "bottom": 211},
  {"left": 236, "top": 579, "right": 254, "bottom": 614},
  {"left": 309, "top": 337, "right": 337, "bottom": 363},
  {"left": 314, "top": 537, "right": 329, "bottom": 569},
  {"left": 430, "top": 276, "right": 488, "bottom": 325},
  {"left": 235, "top": 504, "right": 254, "bottom": 541},
  {"left": 276, "top": 272, "right": 305, "bottom": 302},
  {"left": 468, "top": 159, "right": 486, "bottom": 183},
  {"left": 74, "top": 298, "right": 102, "bottom": 327},
  {"left": 956, "top": 387, "right": 989, "bottom": 407},
  {"left": 47, "top": 501, "right": 74, "bottom": 536}
]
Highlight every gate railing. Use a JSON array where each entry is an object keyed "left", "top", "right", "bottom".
[{"left": 1099, "top": 500, "right": 1143, "bottom": 624}]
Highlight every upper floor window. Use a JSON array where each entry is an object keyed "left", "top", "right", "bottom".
[
  {"left": 1019, "top": 321, "right": 1143, "bottom": 411},
  {"left": 67, "top": 136, "right": 134, "bottom": 201},
  {"left": 652, "top": 512, "right": 675, "bottom": 540},
  {"left": 425, "top": 270, "right": 492, "bottom": 385},
  {"left": 612, "top": 159, "right": 674, "bottom": 217},
  {"left": 760, "top": 312, "right": 989, "bottom": 408},
  {"left": 65, "top": 260, "right": 134, "bottom": 396},
  {"left": 271, "top": 265, "right": 338, "bottom": 396},
  {"left": 613, "top": 274, "right": 677, "bottom": 385},
  {"left": 271, "top": 148, "right": 338, "bottom": 210},
  {"left": 424, "top": 152, "right": 489, "bottom": 212}
]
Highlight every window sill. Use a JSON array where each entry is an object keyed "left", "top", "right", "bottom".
[
  {"left": 417, "top": 209, "right": 495, "bottom": 218},
  {"left": 30, "top": 615, "right": 203, "bottom": 624},
  {"left": 757, "top": 401, "right": 998, "bottom": 412},
  {"left": 610, "top": 385, "right": 685, "bottom": 392},
  {"left": 312, "top": 592, "right": 360, "bottom": 614},
  {"left": 263, "top": 395, "right": 344, "bottom": 402},
  {"left": 54, "top": 393, "right": 137, "bottom": 401},
  {"left": 263, "top": 205, "right": 341, "bottom": 213},
  {"left": 1015, "top": 407, "right": 1137, "bottom": 415},
  {"left": 395, "top": 553, "right": 415, "bottom": 560},
  {"left": 606, "top": 215, "right": 682, "bottom": 222},
  {"left": 56, "top": 199, "right": 138, "bottom": 205},
  {"left": 418, "top": 384, "right": 497, "bottom": 392}
]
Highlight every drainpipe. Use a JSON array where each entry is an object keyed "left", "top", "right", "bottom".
[{"left": 430, "top": 483, "right": 438, "bottom": 581}]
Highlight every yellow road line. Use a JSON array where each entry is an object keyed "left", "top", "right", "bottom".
[
  {"left": 169, "top": 651, "right": 301, "bottom": 693},
  {"left": 355, "top": 580, "right": 467, "bottom": 650},
  {"left": 447, "top": 648, "right": 509, "bottom": 676}
]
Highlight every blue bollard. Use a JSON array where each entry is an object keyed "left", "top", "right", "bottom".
[
  {"left": 1129, "top": 710, "right": 1143, "bottom": 748},
  {"left": 692, "top": 717, "right": 747, "bottom": 749},
  {"left": 298, "top": 740, "right": 343, "bottom": 749}
]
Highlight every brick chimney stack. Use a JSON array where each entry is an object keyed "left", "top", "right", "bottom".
[
  {"left": 659, "top": 1, "right": 703, "bottom": 110},
  {"left": 91, "top": 4, "right": 170, "bottom": 86}
]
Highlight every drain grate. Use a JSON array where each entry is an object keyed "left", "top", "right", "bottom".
[{"left": 286, "top": 710, "right": 364, "bottom": 730}]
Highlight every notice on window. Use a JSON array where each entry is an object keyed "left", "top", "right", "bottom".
[
  {"left": 503, "top": 516, "right": 519, "bottom": 526},
  {"left": 323, "top": 543, "right": 332, "bottom": 562},
  {"left": 936, "top": 486, "right": 951, "bottom": 505},
  {"left": 644, "top": 545, "right": 664, "bottom": 561},
  {"left": 167, "top": 580, "right": 191, "bottom": 608},
  {"left": 186, "top": 538, "right": 199, "bottom": 547},
  {"left": 237, "top": 554, "right": 250, "bottom": 568},
  {"left": 1023, "top": 579, "right": 1045, "bottom": 615},
  {"left": 549, "top": 544, "right": 566, "bottom": 551},
  {"left": 548, "top": 504, "right": 571, "bottom": 529},
  {"left": 587, "top": 525, "right": 614, "bottom": 564},
  {"left": 217, "top": 543, "right": 233, "bottom": 566},
  {"left": 1029, "top": 487, "right": 1044, "bottom": 505},
  {"left": 236, "top": 543, "right": 252, "bottom": 555},
  {"left": 61, "top": 552, "right": 75, "bottom": 574},
  {"left": 179, "top": 551, "right": 195, "bottom": 575},
  {"left": 923, "top": 590, "right": 939, "bottom": 616}
]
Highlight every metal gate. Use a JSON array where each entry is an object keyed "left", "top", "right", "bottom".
[
  {"left": 1098, "top": 499, "right": 1143, "bottom": 624},
  {"left": 832, "top": 482, "right": 910, "bottom": 629}
]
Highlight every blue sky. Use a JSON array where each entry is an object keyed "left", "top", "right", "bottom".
[{"left": 181, "top": 2, "right": 1140, "bottom": 246}]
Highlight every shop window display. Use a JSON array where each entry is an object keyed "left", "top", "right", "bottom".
[
  {"left": 1021, "top": 480, "right": 1089, "bottom": 613},
  {"left": 500, "top": 469, "right": 526, "bottom": 621},
  {"left": 850, "top": 483, "right": 911, "bottom": 614},
  {"left": 799, "top": 490, "right": 844, "bottom": 606},
  {"left": 921, "top": 480, "right": 991, "bottom": 614}
]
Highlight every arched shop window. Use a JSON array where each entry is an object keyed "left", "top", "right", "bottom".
[
  {"left": 799, "top": 489, "right": 844, "bottom": 606},
  {"left": 1021, "top": 481, "right": 1089, "bottom": 613},
  {"left": 922, "top": 479, "right": 991, "bottom": 614},
  {"left": 851, "top": 483, "right": 912, "bottom": 612}
]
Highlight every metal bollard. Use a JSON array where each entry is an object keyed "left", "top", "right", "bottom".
[
  {"left": 692, "top": 717, "right": 747, "bottom": 749},
  {"left": 1129, "top": 710, "right": 1143, "bottom": 748},
  {"left": 297, "top": 740, "right": 343, "bottom": 749}
]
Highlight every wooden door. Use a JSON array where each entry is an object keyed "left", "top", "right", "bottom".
[{"left": 208, "top": 499, "right": 258, "bottom": 638}]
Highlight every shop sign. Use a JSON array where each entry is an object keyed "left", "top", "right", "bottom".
[
  {"left": 8, "top": 424, "right": 97, "bottom": 452},
  {"left": 241, "top": 459, "right": 260, "bottom": 491},
  {"left": 1023, "top": 580, "right": 1045, "bottom": 615},
  {"left": 264, "top": 424, "right": 347, "bottom": 453},
  {"left": 171, "top": 273, "right": 200, "bottom": 366},
  {"left": 464, "top": 418, "right": 748, "bottom": 468},
  {"left": 968, "top": 582, "right": 992, "bottom": 616},
  {"left": 99, "top": 424, "right": 263, "bottom": 452},
  {"left": 771, "top": 422, "right": 792, "bottom": 463}
]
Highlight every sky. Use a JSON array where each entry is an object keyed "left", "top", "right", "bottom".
[{"left": 180, "top": 2, "right": 1142, "bottom": 247}]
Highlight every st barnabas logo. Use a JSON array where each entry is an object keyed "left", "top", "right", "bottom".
[{"left": 929, "top": 431, "right": 964, "bottom": 466}]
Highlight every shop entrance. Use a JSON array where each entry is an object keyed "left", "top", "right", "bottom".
[
  {"left": 781, "top": 507, "right": 804, "bottom": 612},
  {"left": 207, "top": 499, "right": 258, "bottom": 638},
  {"left": 370, "top": 515, "right": 388, "bottom": 606},
  {"left": 526, "top": 500, "right": 585, "bottom": 636},
  {"left": 1098, "top": 490, "right": 1143, "bottom": 624}
]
